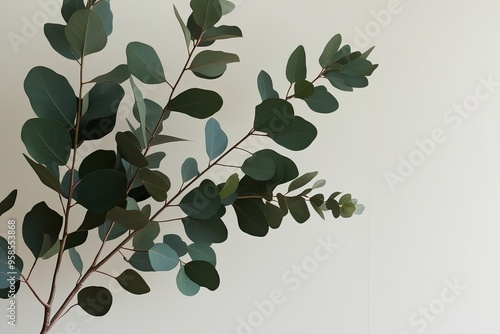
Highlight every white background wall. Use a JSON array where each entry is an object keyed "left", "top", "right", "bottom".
[{"left": 1, "top": 0, "right": 500, "bottom": 333}]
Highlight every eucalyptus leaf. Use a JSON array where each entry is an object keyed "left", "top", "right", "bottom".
[
  {"left": 257, "top": 70, "right": 279, "bottom": 101},
  {"left": 138, "top": 169, "right": 170, "bottom": 202},
  {"left": 173, "top": 5, "right": 191, "bottom": 49},
  {"left": 74, "top": 170, "right": 127, "bottom": 213},
  {"left": 146, "top": 152, "right": 166, "bottom": 169},
  {"left": 65, "top": 9, "right": 107, "bottom": 56},
  {"left": 92, "top": 65, "right": 130, "bottom": 84},
  {"left": 133, "top": 222, "right": 160, "bottom": 251},
  {"left": 182, "top": 215, "right": 228, "bottom": 244},
  {"left": 21, "top": 118, "right": 72, "bottom": 166},
  {"left": 163, "top": 234, "right": 188, "bottom": 257},
  {"left": 115, "top": 269, "right": 151, "bottom": 295},
  {"left": 288, "top": 171, "right": 318, "bottom": 193},
  {"left": 44, "top": 23, "right": 80, "bottom": 60},
  {"left": 23, "top": 155, "right": 61, "bottom": 193},
  {"left": 268, "top": 116, "right": 317, "bottom": 151},
  {"left": 177, "top": 265, "right": 200, "bottom": 296},
  {"left": 126, "top": 41, "right": 166, "bottom": 84},
  {"left": 286, "top": 45, "right": 306, "bottom": 83},
  {"left": 303, "top": 86, "right": 339, "bottom": 113},
  {"left": 78, "top": 286, "right": 112, "bottom": 317},
  {"left": 107, "top": 206, "right": 149, "bottom": 230},
  {"left": 294, "top": 80, "right": 315, "bottom": 99},
  {"left": 22, "top": 202, "right": 63, "bottom": 258},
  {"left": 319, "top": 34, "right": 342, "bottom": 68},
  {"left": 181, "top": 158, "right": 199, "bottom": 182},
  {"left": 188, "top": 243, "right": 216, "bottom": 266},
  {"left": 24, "top": 66, "right": 77, "bottom": 129},
  {"left": 0, "top": 190, "right": 17, "bottom": 217},
  {"left": 205, "top": 118, "right": 228, "bottom": 160},
  {"left": 219, "top": 0, "right": 235, "bottom": 15},
  {"left": 168, "top": 88, "right": 223, "bottom": 119},
  {"left": 79, "top": 150, "right": 116, "bottom": 179},
  {"left": 286, "top": 196, "right": 310, "bottom": 223},
  {"left": 232, "top": 199, "right": 269, "bottom": 237},
  {"left": 201, "top": 25, "right": 242, "bottom": 42},
  {"left": 253, "top": 98, "right": 294, "bottom": 134},
  {"left": 241, "top": 155, "right": 275, "bottom": 181},
  {"left": 219, "top": 173, "right": 239, "bottom": 199},
  {"left": 190, "top": 0, "right": 223, "bottom": 30},
  {"left": 148, "top": 243, "right": 179, "bottom": 271},
  {"left": 116, "top": 131, "right": 148, "bottom": 168},
  {"left": 180, "top": 180, "right": 221, "bottom": 219},
  {"left": 185, "top": 260, "right": 220, "bottom": 291},
  {"left": 68, "top": 248, "right": 83, "bottom": 275},
  {"left": 92, "top": 0, "right": 113, "bottom": 36},
  {"left": 189, "top": 50, "right": 239, "bottom": 78}
]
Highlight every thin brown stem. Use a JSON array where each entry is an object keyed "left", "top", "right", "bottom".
[{"left": 21, "top": 275, "right": 49, "bottom": 308}]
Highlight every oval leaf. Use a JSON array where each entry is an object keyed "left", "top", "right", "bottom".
[
  {"left": 65, "top": 9, "right": 107, "bottom": 56},
  {"left": 107, "top": 207, "right": 149, "bottom": 230},
  {"left": 319, "top": 34, "right": 342, "bottom": 68},
  {"left": 286, "top": 196, "right": 310, "bottom": 223},
  {"left": 182, "top": 215, "right": 228, "bottom": 244},
  {"left": 69, "top": 248, "right": 83, "bottom": 275},
  {"left": 163, "top": 234, "right": 188, "bottom": 257},
  {"left": 0, "top": 190, "right": 17, "bottom": 217},
  {"left": 23, "top": 155, "right": 61, "bottom": 193},
  {"left": 304, "top": 86, "right": 339, "bottom": 113},
  {"left": 126, "top": 42, "right": 166, "bottom": 84},
  {"left": 115, "top": 269, "right": 151, "bottom": 295},
  {"left": 148, "top": 243, "right": 179, "bottom": 271},
  {"left": 181, "top": 158, "right": 199, "bottom": 183},
  {"left": 288, "top": 171, "right": 318, "bottom": 193},
  {"left": 79, "top": 150, "right": 116, "bottom": 179},
  {"left": 253, "top": 98, "right": 294, "bottom": 134},
  {"left": 185, "top": 260, "right": 220, "bottom": 291},
  {"left": 268, "top": 116, "right": 317, "bottom": 151},
  {"left": 177, "top": 265, "right": 200, "bottom": 296},
  {"left": 190, "top": 0, "right": 222, "bottom": 30},
  {"left": 138, "top": 169, "right": 170, "bottom": 202},
  {"left": 92, "top": 64, "right": 130, "bottom": 84},
  {"left": 294, "top": 80, "right": 315, "bottom": 99},
  {"left": 92, "top": 0, "right": 113, "bottom": 36},
  {"left": 116, "top": 132, "right": 148, "bottom": 168},
  {"left": 241, "top": 155, "right": 275, "bottom": 181},
  {"left": 168, "top": 88, "right": 223, "bottom": 119},
  {"left": 257, "top": 70, "right": 279, "bottom": 101},
  {"left": 78, "top": 286, "right": 112, "bottom": 317},
  {"left": 44, "top": 23, "right": 80, "bottom": 60},
  {"left": 22, "top": 202, "right": 63, "bottom": 258},
  {"left": 232, "top": 199, "right": 269, "bottom": 237},
  {"left": 133, "top": 221, "right": 160, "bottom": 251},
  {"left": 286, "top": 45, "right": 306, "bottom": 83},
  {"left": 219, "top": 173, "right": 239, "bottom": 200},
  {"left": 189, "top": 50, "right": 239, "bottom": 78},
  {"left": 179, "top": 181, "right": 221, "bottom": 219},
  {"left": 188, "top": 243, "right": 216, "bottom": 266}
]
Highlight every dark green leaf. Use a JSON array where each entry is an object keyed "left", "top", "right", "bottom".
[
  {"left": 326, "top": 195, "right": 340, "bottom": 218},
  {"left": 115, "top": 269, "right": 150, "bottom": 295},
  {"left": 98, "top": 221, "right": 127, "bottom": 241},
  {"left": 190, "top": 0, "right": 222, "bottom": 30},
  {"left": 286, "top": 196, "right": 310, "bottom": 223},
  {"left": 74, "top": 170, "right": 127, "bottom": 213},
  {"left": 324, "top": 71, "right": 353, "bottom": 92},
  {"left": 286, "top": 45, "right": 306, "bottom": 83},
  {"left": 310, "top": 194, "right": 325, "bottom": 219},
  {"left": 61, "top": 170, "right": 79, "bottom": 200},
  {"left": 163, "top": 234, "right": 188, "bottom": 257},
  {"left": 232, "top": 199, "right": 269, "bottom": 237},
  {"left": 241, "top": 155, "right": 275, "bottom": 181},
  {"left": 129, "top": 252, "right": 154, "bottom": 272},
  {"left": 130, "top": 77, "right": 147, "bottom": 144},
  {"left": 128, "top": 184, "right": 151, "bottom": 203},
  {"left": 189, "top": 50, "right": 239, "bottom": 78},
  {"left": 91, "top": 0, "right": 112, "bottom": 36},
  {"left": 79, "top": 150, "right": 116, "bottom": 179},
  {"left": 268, "top": 116, "right": 317, "bottom": 151},
  {"left": 133, "top": 99, "right": 168, "bottom": 134},
  {"left": 92, "top": 65, "right": 130, "bottom": 84},
  {"left": 265, "top": 202, "right": 283, "bottom": 229},
  {"left": 319, "top": 34, "right": 342, "bottom": 68},
  {"left": 0, "top": 190, "right": 17, "bottom": 217},
  {"left": 182, "top": 215, "right": 228, "bottom": 244},
  {"left": 107, "top": 206, "right": 149, "bottom": 230},
  {"left": 138, "top": 169, "right": 170, "bottom": 202},
  {"left": 168, "top": 88, "right": 223, "bottom": 119},
  {"left": 257, "top": 70, "right": 279, "bottom": 101},
  {"left": 69, "top": 248, "right": 83, "bottom": 274},
  {"left": 148, "top": 243, "right": 179, "bottom": 271},
  {"left": 340, "top": 58, "right": 374, "bottom": 76},
  {"left": 180, "top": 180, "right": 221, "bottom": 219},
  {"left": 181, "top": 158, "right": 199, "bottom": 182},
  {"left": 61, "top": 0, "right": 85, "bottom": 22},
  {"left": 294, "top": 80, "right": 314, "bottom": 99},
  {"left": 360, "top": 46, "right": 375, "bottom": 60},
  {"left": 22, "top": 202, "right": 62, "bottom": 258},
  {"left": 345, "top": 75, "right": 369, "bottom": 88},
  {"left": 304, "top": 86, "right": 339, "bottom": 113},
  {"left": 288, "top": 171, "right": 318, "bottom": 193},
  {"left": 65, "top": 231, "right": 88, "bottom": 249},
  {"left": 187, "top": 14, "right": 203, "bottom": 41},
  {"left": 205, "top": 118, "right": 228, "bottom": 160},
  {"left": 173, "top": 5, "right": 191, "bottom": 49},
  {"left": 24, "top": 66, "right": 77, "bottom": 128},
  {"left": 177, "top": 265, "right": 200, "bottom": 296},
  {"left": 65, "top": 9, "right": 107, "bottom": 56},
  {"left": 185, "top": 260, "right": 220, "bottom": 291},
  {"left": 78, "top": 286, "right": 112, "bottom": 317},
  {"left": 276, "top": 193, "right": 288, "bottom": 215},
  {"left": 126, "top": 41, "right": 166, "bottom": 84},
  {"left": 201, "top": 25, "right": 242, "bottom": 42},
  {"left": 254, "top": 98, "right": 294, "bottom": 134},
  {"left": 83, "top": 82, "right": 124, "bottom": 120},
  {"left": 44, "top": 23, "right": 80, "bottom": 60},
  {"left": 116, "top": 132, "right": 148, "bottom": 168},
  {"left": 150, "top": 135, "right": 188, "bottom": 147},
  {"left": 133, "top": 222, "right": 160, "bottom": 251},
  {"left": 188, "top": 243, "right": 216, "bottom": 266}
]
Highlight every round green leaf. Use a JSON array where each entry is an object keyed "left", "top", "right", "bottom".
[
  {"left": 98, "top": 221, "right": 127, "bottom": 241},
  {"left": 185, "top": 260, "right": 220, "bottom": 291},
  {"left": 265, "top": 202, "right": 283, "bottom": 229},
  {"left": 115, "top": 269, "right": 151, "bottom": 295},
  {"left": 219, "top": 173, "right": 239, "bottom": 200},
  {"left": 126, "top": 42, "right": 166, "bottom": 84},
  {"left": 133, "top": 222, "right": 160, "bottom": 251},
  {"left": 23, "top": 154, "right": 61, "bottom": 193},
  {"left": 294, "top": 80, "right": 315, "bottom": 99},
  {"left": 106, "top": 207, "right": 149, "bottom": 230},
  {"left": 74, "top": 170, "right": 127, "bottom": 213},
  {"left": 319, "top": 34, "right": 342, "bottom": 68},
  {"left": 22, "top": 118, "right": 72, "bottom": 166},
  {"left": 148, "top": 243, "right": 179, "bottom": 271},
  {"left": 205, "top": 118, "right": 228, "bottom": 160},
  {"left": 146, "top": 152, "right": 166, "bottom": 169},
  {"left": 188, "top": 243, "right": 216, "bottom": 266},
  {"left": 78, "top": 286, "right": 112, "bottom": 317},
  {"left": 138, "top": 169, "right": 170, "bottom": 202},
  {"left": 61, "top": 0, "right": 85, "bottom": 22},
  {"left": 182, "top": 215, "right": 228, "bottom": 244},
  {"left": 268, "top": 116, "right": 317, "bottom": 151},
  {"left": 286, "top": 196, "right": 310, "bottom": 224},
  {"left": 253, "top": 98, "right": 294, "bottom": 134},
  {"left": 91, "top": 0, "right": 113, "bottom": 36},
  {"left": 116, "top": 132, "right": 148, "bottom": 168},
  {"left": 340, "top": 58, "right": 374, "bottom": 76},
  {"left": 65, "top": 9, "right": 107, "bottom": 57},
  {"left": 177, "top": 265, "right": 200, "bottom": 296},
  {"left": 241, "top": 155, "right": 275, "bottom": 181},
  {"left": 129, "top": 252, "right": 154, "bottom": 272},
  {"left": 168, "top": 88, "right": 223, "bottom": 119}
]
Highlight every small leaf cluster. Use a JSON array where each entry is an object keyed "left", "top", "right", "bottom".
[{"left": 0, "top": 0, "right": 376, "bottom": 328}]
